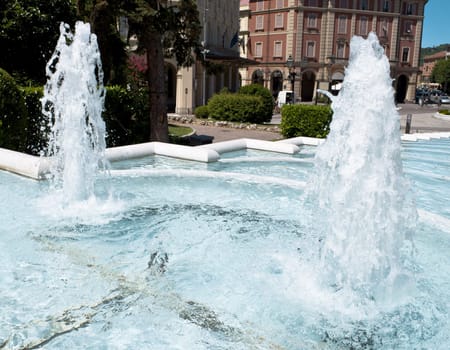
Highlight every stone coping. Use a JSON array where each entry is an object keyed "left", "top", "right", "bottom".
[{"left": 1, "top": 133, "right": 449, "bottom": 180}]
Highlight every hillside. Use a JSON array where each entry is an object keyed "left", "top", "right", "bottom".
[{"left": 421, "top": 43, "right": 450, "bottom": 57}]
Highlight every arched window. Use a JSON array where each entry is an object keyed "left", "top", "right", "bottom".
[{"left": 252, "top": 70, "right": 264, "bottom": 85}]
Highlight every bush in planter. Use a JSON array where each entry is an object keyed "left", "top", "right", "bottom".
[
  {"left": 0, "top": 68, "right": 28, "bottom": 151},
  {"left": 207, "top": 93, "right": 264, "bottom": 123},
  {"left": 238, "top": 83, "right": 274, "bottom": 123},
  {"left": 194, "top": 105, "right": 209, "bottom": 119},
  {"left": 280, "top": 104, "right": 332, "bottom": 138}
]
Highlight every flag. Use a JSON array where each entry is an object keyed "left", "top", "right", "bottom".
[{"left": 230, "top": 31, "right": 239, "bottom": 48}]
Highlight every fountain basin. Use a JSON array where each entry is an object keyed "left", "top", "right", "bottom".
[{"left": 1, "top": 137, "right": 450, "bottom": 348}]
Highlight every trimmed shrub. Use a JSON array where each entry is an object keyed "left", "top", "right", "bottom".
[
  {"left": 194, "top": 105, "right": 209, "bottom": 119},
  {"left": 0, "top": 68, "right": 28, "bottom": 151},
  {"left": 280, "top": 104, "right": 332, "bottom": 138},
  {"left": 207, "top": 93, "right": 264, "bottom": 123},
  {"left": 238, "top": 84, "right": 274, "bottom": 123},
  {"left": 103, "top": 86, "right": 150, "bottom": 147}
]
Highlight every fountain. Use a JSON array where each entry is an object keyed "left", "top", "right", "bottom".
[
  {"left": 309, "top": 33, "right": 417, "bottom": 301},
  {"left": 41, "top": 22, "right": 107, "bottom": 203},
  {"left": 0, "top": 29, "right": 450, "bottom": 348}
]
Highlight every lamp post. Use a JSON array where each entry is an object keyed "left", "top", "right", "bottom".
[{"left": 286, "top": 55, "right": 296, "bottom": 92}]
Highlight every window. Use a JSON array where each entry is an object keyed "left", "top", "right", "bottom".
[
  {"left": 338, "top": 15, "right": 347, "bottom": 34},
  {"left": 339, "top": 0, "right": 348, "bottom": 8},
  {"left": 275, "top": 13, "right": 284, "bottom": 28},
  {"left": 359, "top": 16, "right": 368, "bottom": 35},
  {"left": 307, "top": 13, "right": 317, "bottom": 28},
  {"left": 306, "top": 41, "right": 315, "bottom": 58},
  {"left": 406, "top": 3, "right": 417, "bottom": 15},
  {"left": 381, "top": 0, "right": 390, "bottom": 12},
  {"left": 379, "top": 18, "right": 388, "bottom": 37},
  {"left": 306, "top": 0, "right": 318, "bottom": 6},
  {"left": 256, "top": 15, "right": 264, "bottom": 30},
  {"left": 255, "top": 42, "right": 263, "bottom": 57},
  {"left": 274, "top": 41, "right": 282, "bottom": 57},
  {"left": 276, "top": 0, "right": 284, "bottom": 8},
  {"left": 402, "top": 47, "right": 409, "bottom": 62},
  {"left": 337, "top": 42, "right": 345, "bottom": 58},
  {"left": 361, "top": 0, "right": 368, "bottom": 10},
  {"left": 256, "top": 0, "right": 264, "bottom": 11},
  {"left": 404, "top": 21, "right": 413, "bottom": 34}
]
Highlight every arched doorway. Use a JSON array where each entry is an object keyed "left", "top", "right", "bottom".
[
  {"left": 165, "top": 64, "right": 176, "bottom": 112},
  {"left": 251, "top": 70, "right": 264, "bottom": 85},
  {"left": 271, "top": 70, "right": 283, "bottom": 99},
  {"left": 395, "top": 74, "right": 408, "bottom": 103},
  {"left": 301, "top": 71, "right": 316, "bottom": 102}
]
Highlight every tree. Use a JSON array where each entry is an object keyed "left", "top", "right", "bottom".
[
  {"left": 120, "top": 0, "right": 202, "bottom": 142},
  {"left": 0, "top": 0, "right": 77, "bottom": 84},
  {"left": 76, "top": 0, "right": 128, "bottom": 85},
  {"left": 431, "top": 59, "right": 450, "bottom": 93}
]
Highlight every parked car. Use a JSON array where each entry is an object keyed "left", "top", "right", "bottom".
[
  {"left": 415, "top": 89, "right": 429, "bottom": 104},
  {"left": 276, "top": 90, "right": 294, "bottom": 108},
  {"left": 439, "top": 94, "right": 450, "bottom": 104},
  {"left": 428, "top": 90, "right": 444, "bottom": 104}
]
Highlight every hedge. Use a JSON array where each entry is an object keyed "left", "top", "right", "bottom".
[
  {"left": 194, "top": 105, "right": 209, "bottom": 118},
  {"left": 207, "top": 93, "right": 265, "bottom": 123},
  {"left": 280, "top": 104, "right": 332, "bottom": 138},
  {"left": 103, "top": 86, "right": 150, "bottom": 147},
  {"left": 238, "top": 84, "right": 274, "bottom": 123},
  {"left": 0, "top": 68, "right": 28, "bottom": 152},
  {"left": 22, "top": 86, "right": 46, "bottom": 155}
]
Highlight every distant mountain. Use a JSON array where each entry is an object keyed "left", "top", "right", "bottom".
[
  {"left": 419, "top": 44, "right": 450, "bottom": 65},
  {"left": 421, "top": 44, "right": 450, "bottom": 57}
]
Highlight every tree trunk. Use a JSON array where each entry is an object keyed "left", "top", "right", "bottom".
[{"left": 145, "top": 30, "right": 169, "bottom": 142}]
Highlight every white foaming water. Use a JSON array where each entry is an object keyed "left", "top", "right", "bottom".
[
  {"left": 41, "top": 22, "right": 107, "bottom": 203},
  {"left": 306, "top": 33, "right": 417, "bottom": 302}
]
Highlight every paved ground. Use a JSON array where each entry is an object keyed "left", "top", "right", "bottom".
[{"left": 172, "top": 103, "right": 450, "bottom": 143}]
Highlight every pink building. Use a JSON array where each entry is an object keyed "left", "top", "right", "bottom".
[{"left": 239, "top": 0, "right": 428, "bottom": 103}]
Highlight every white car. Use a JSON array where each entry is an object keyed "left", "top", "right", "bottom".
[{"left": 439, "top": 95, "right": 450, "bottom": 104}]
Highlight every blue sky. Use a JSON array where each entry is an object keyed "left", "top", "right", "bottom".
[{"left": 422, "top": 0, "right": 450, "bottom": 47}]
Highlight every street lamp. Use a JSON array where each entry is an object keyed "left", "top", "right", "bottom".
[{"left": 286, "top": 55, "right": 296, "bottom": 92}]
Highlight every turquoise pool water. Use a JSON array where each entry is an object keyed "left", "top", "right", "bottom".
[{"left": 0, "top": 139, "right": 449, "bottom": 349}]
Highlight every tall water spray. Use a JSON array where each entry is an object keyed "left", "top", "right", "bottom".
[
  {"left": 41, "top": 22, "right": 106, "bottom": 203},
  {"left": 308, "top": 33, "right": 417, "bottom": 301}
]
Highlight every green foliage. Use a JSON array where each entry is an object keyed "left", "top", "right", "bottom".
[
  {"left": 194, "top": 105, "right": 209, "bottom": 119},
  {"left": 0, "top": 68, "right": 28, "bottom": 151},
  {"left": 431, "top": 59, "right": 450, "bottom": 93},
  {"left": 207, "top": 93, "right": 265, "bottom": 123},
  {"left": 421, "top": 44, "right": 450, "bottom": 59},
  {"left": 238, "top": 84, "right": 274, "bottom": 123},
  {"left": 0, "top": 0, "right": 77, "bottom": 84},
  {"left": 89, "top": 1, "right": 128, "bottom": 85},
  {"left": 21, "top": 86, "right": 47, "bottom": 155},
  {"left": 280, "top": 104, "right": 333, "bottom": 138},
  {"left": 438, "top": 108, "right": 450, "bottom": 115},
  {"left": 124, "top": 0, "right": 201, "bottom": 67},
  {"left": 103, "top": 86, "right": 150, "bottom": 147},
  {"left": 20, "top": 85, "right": 151, "bottom": 153}
]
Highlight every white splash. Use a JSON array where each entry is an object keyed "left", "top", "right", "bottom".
[
  {"left": 41, "top": 22, "right": 106, "bottom": 203},
  {"left": 307, "top": 33, "right": 417, "bottom": 301}
]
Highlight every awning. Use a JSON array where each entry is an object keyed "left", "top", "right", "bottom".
[{"left": 205, "top": 48, "right": 258, "bottom": 66}]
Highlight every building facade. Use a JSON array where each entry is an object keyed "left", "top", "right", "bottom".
[
  {"left": 174, "top": 0, "right": 243, "bottom": 114},
  {"left": 420, "top": 49, "right": 450, "bottom": 86},
  {"left": 239, "top": 0, "right": 428, "bottom": 103}
]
